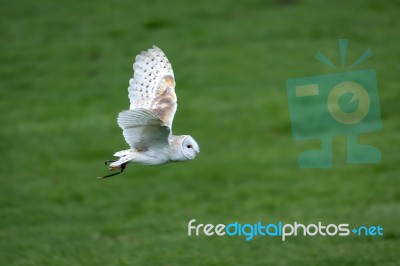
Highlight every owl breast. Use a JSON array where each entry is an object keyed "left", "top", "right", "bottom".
[{"left": 133, "top": 146, "right": 171, "bottom": 165}]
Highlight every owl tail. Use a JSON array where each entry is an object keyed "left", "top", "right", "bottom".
[{"left": 113, "top": 149, "right": 131, "bottom": 157}]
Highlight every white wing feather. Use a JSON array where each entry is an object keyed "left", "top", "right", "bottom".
[
  {"left": 117, "top": 109, "right": 170, "bottom": 149},
  {"left": 128, "top": 45, "right": 177, "bottom": 128},
  {"left": 118, "top": 46, "right": 178, "bottom": 149}
]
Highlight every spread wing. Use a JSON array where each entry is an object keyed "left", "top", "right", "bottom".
[
  {"left": 117, "top": 109, "right": 170, "bottom": 150},
  {"left": 128, "top": 45, "right": 177, "bottom": 129}
]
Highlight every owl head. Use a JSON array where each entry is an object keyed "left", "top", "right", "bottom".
[
  {"left": 170, "top": 135, "right": 200, "bottom": 161},
  {"left": 181, "top": 135, "right": 200, "bottom": 160}
]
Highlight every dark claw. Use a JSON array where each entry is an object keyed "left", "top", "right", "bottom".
[
  {"left": 97, "top": 163, "right": 127, "bottom": 179},
  {"left": 121, "top": 163, "right": 126, "bottom": 172}
]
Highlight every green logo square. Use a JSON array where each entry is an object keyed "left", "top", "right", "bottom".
[{"left": 286, "top": 40, "right": 382, "bottom": 168}]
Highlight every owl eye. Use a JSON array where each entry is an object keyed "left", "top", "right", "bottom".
[{"left": 187, "top": 145, "right": 192, "bottom": 149}]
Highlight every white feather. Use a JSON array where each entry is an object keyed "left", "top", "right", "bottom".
[
  {"left": 117, "top": 109, "right": 170, "bottom": 150},
  {"left": 128, "top": 45, "right": 175, "bottom": 111}
]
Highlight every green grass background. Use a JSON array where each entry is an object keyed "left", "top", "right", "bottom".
[{"left": 1, "top": 0, "right": 400, "bottom": 265}]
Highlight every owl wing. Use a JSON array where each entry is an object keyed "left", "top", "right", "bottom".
[
  {"left": 117, "top": 109, "right": 170, "bottom": 150},
  {"left": 128, "top": 45, "right": 177, "bottom": 129}
]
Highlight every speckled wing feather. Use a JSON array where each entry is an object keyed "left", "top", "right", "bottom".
[{"left": 128, "top": 46, "right": 177, "bottom": 129}]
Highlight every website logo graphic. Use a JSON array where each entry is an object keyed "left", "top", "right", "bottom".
[
  {"left": 286, "top": 39, "right": 382, "bottom": 168},
  {"left": 187, "top": 219, "right": 384, "bottom": 242}
]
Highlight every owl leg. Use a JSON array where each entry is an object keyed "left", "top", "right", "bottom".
[
  {"left": 97, "top": 163, "right": 127, "bottom": 179},
  {"left": 98, "top": 153, "right": 133, "bottom": 178}
]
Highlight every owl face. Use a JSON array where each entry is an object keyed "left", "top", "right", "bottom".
[{"left": 182, "top": 135, "right": 200, "bottom": 160}]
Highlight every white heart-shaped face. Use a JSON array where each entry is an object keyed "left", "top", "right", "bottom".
[{"left": 182, "top": 136, "right": 200, "bottom": 160}]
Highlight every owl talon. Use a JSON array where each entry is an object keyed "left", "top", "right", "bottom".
[
  {"left": 108, "top": 163, "right": 126, "bottom": 171},
  {"left": 97, "top": 164, "right": 127, "bottom": 179}
]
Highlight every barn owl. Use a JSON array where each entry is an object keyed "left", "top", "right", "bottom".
[{"left": 98, "top": 46, "right": 200, "bottom": 178}]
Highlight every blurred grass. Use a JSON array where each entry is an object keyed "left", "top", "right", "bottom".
[{"left": 1, "top": 0, "right": 400, "bottom": 265}]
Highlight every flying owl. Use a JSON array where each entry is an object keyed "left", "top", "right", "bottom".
[{"left": 98, "top": 46, "right": 200, "bottom": 178}]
